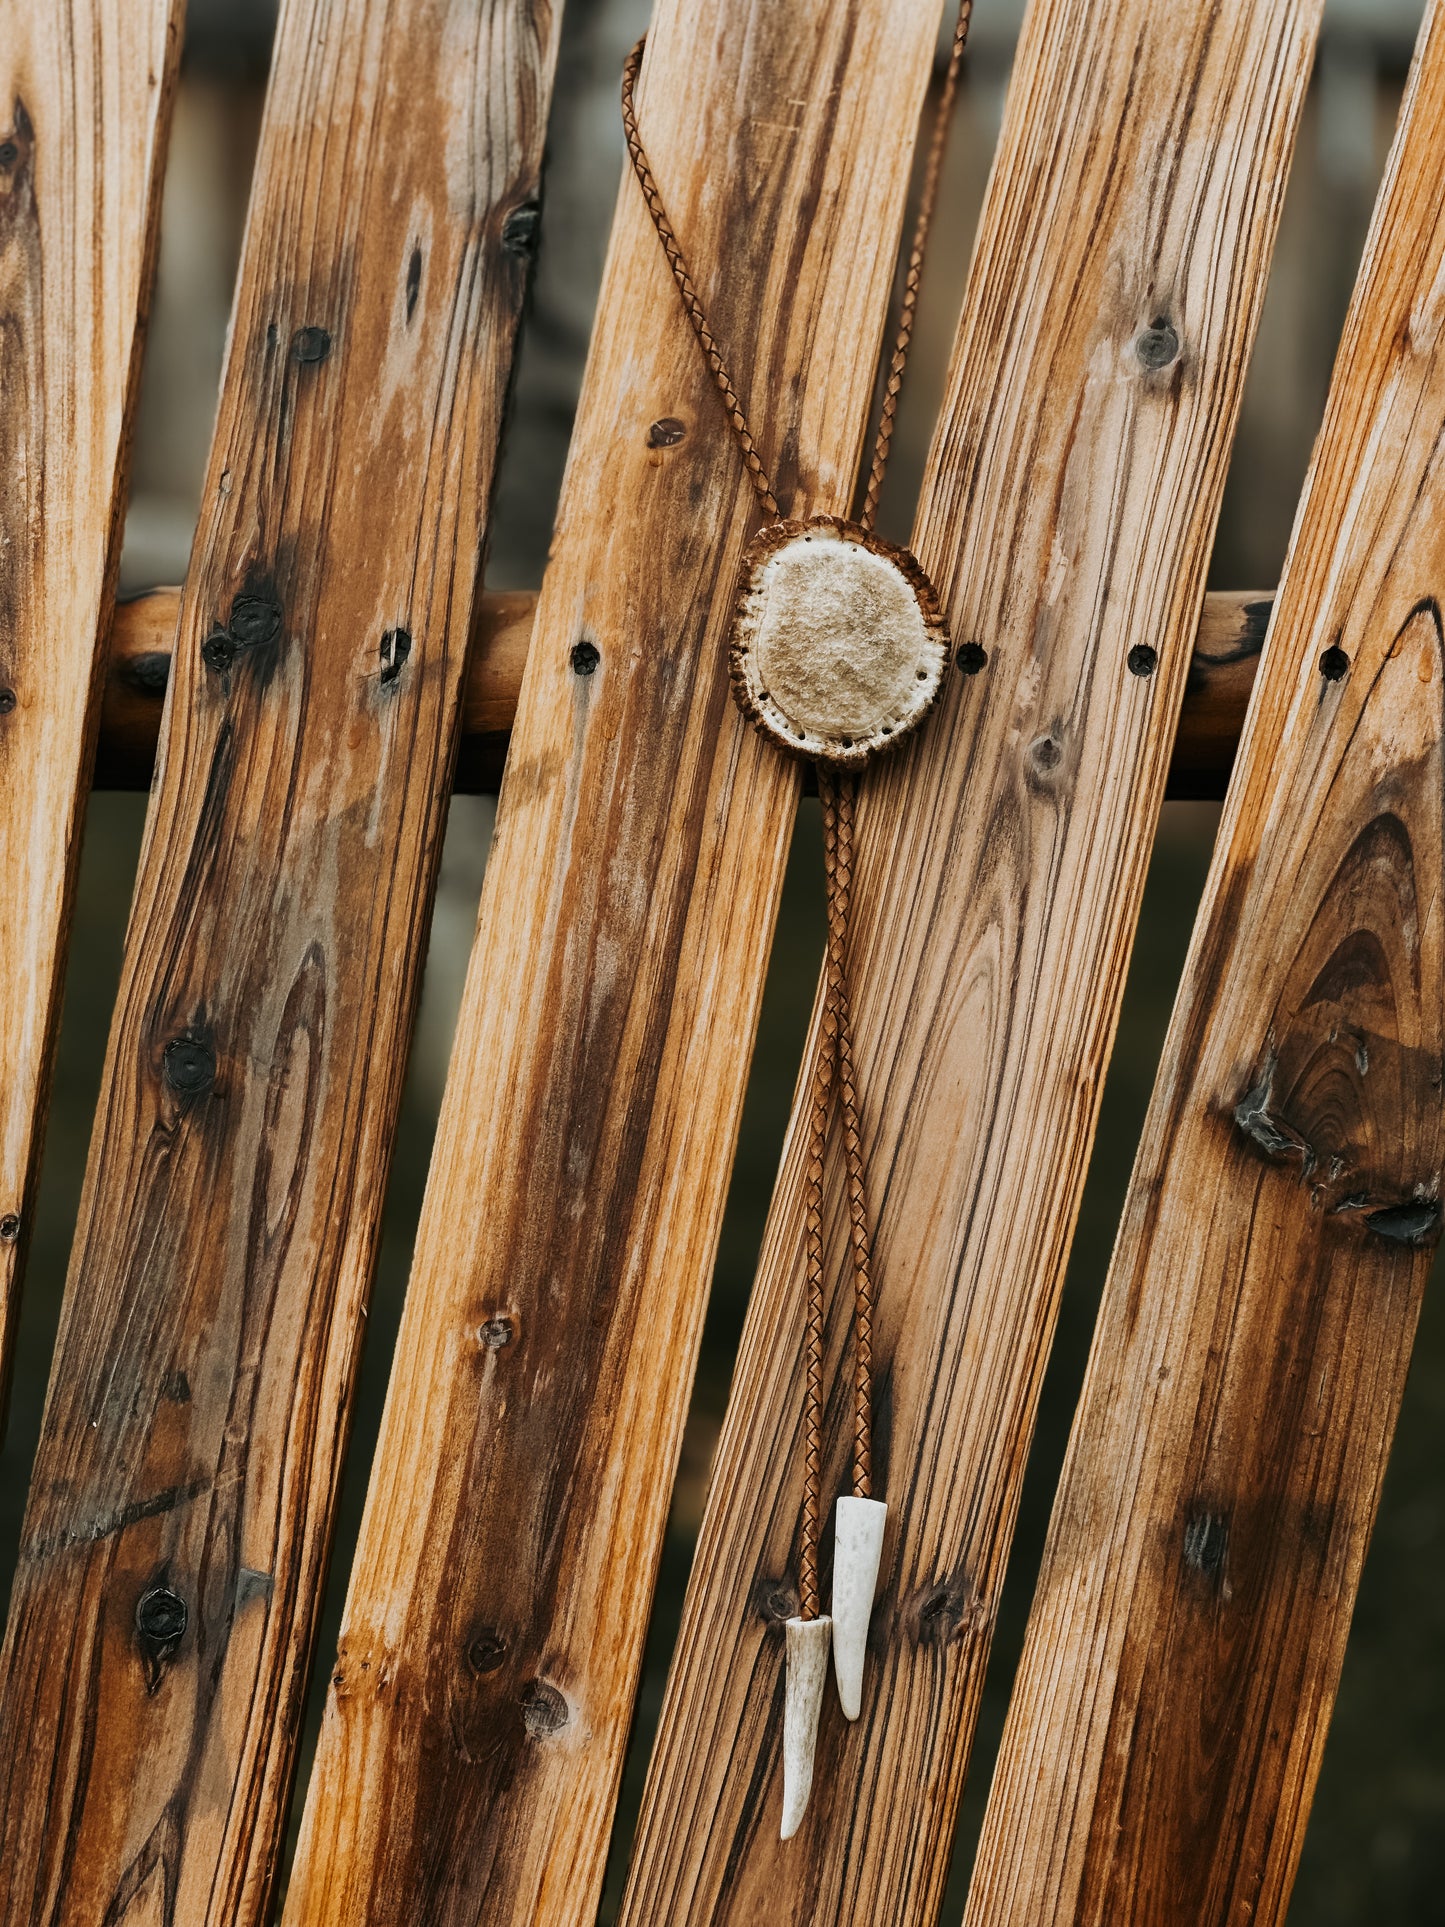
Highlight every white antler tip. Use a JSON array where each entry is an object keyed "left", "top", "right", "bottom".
[
  {"left": 781, "top": 1614, "right": 831, "bottom": 1838},
  {"left": 831, "top": 1495, "right": 887, "bottom": 1719}
]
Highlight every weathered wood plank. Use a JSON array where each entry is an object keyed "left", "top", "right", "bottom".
[
  {"left": 963, "top": 7, "right": 1445, "bottom": 1921},
  {"left": 0, "top": 3, "right": 561, "bottom": 1921},
  {"left": 620, "top": 2, "right": 1320, "bottom": 1920},
  {"left": 95, "top": 585, "right": 1273, "bottom": 797},
  {"left": 0, "top": 1, "right": 182, "bottom": 1403},
  {"left": 283, "top": 4, "right": 946, "bottom": 1921}
]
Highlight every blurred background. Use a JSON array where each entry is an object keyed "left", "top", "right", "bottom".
[{"left": 2, "top": 0, "right": 1442, "bottom": 1919}]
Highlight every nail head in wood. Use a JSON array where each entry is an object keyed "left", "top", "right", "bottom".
[
  {"left": 1128, "top": 643, "right": 1158, "bottom": 677},
  {"left": 955, "top": 641, "right": 988, "bottom": 675},
  {"left": 0, "top": 1214, "right": 19, "bottom": 1243},
  {"left": 570, "top": 640, "right": 599, "bottom": 676},
  {"left": 201, "top": 629, "right": 236, "bottom": 672},
  {"left": 1136, "top": 319, "right": 1180, "bottom": 369},
  {"left": 291, "top": 325, "right": 332, "bottom": 364},
  {"left": 1319, "top": 644, "right": 1350, "bottom": 681},
  {"left": 521, "top": 1680, "right": 569, "bottom": 1735},
  {"left": 136, "top": 1586, "right": 187, "bottom": 1644},
  {"left": 647, "top": 417, "right": 686, "bottom": 447},
  {"left": 0, "top": 689, "right": 16, "bottom": 714},
  {"left": 162, "top": 1036, "right": 216, "bottom": 1096}
]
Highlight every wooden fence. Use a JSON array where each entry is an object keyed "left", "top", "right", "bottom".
[{"left": 0, "top": 0, "right": 1440, "bottom": 1923}]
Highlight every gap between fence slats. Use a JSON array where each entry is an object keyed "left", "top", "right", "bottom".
[
  {"left": 283, "top": 4, "right": 946, "bottom": 1921},
  {"left": 0, "top": 2, "right": 182, "bottom": 1408},
  {"left": 0, "top": 3, "right": 561, "bottom": 1921},
  {"left": 620, "top": 0, "right": 1321, "bottom": 1919},
  {"left": 95, "top": 585, "right": 1275, "bottom": 800},
  {"left": 964, "top": 5, "right": 1445, "bottom": 1920}
]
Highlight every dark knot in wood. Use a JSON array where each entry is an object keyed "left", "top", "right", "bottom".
[
  {"left": 910, "top": 1570, "right": 985, "bottom": 1645},
  {"left": 757, "top": 1581, "right": 797, "bottom": 1624},
  {"left": 229, "top": 593, "right": 282, "bottom": 647},
  {"left": 380, "top": 628, "right": 412, "bottom": 686},
  {"left": 1364, "top": 1198, "right": 1442, "bottom": 1247},
  {"left": 122, "top": 650, "right": 171, "bottom": 696},
  {"left": 467, "top": 1629, "right": 508, "bottom": 1675},
  {"left": 1182, "top": 1509, "right": 1229, "bottom": 1584},
  {"left": 1233, "top": 1057, "right": 1312, "bottom": 1170},
  {"left": 1028, "top": 732, "right": 1063, "bottom": 774},
  {"left": 501, "top": 200, "right": 542, "bottom": 257},
  {"left": 647, "top": 417, "right": 687, "bottom": 447}
]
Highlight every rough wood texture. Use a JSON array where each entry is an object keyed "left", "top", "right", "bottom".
[
  {"left": 95, "top": 586, "right": 1271, "bottom": 797},
  {"left": 620, "top": 2, "right": 1320, "bottom": 1920},
  {"left": 0, "top": 1, "right": 181, "bottom": 1404},
  {"left": 284, "top": 5, "right": 944, "bottom": 1921},
  {"left": 964, "top": 8, "right": 1445, "bottom": 1921},
  {"left": 0, "top": 3, "right": 560, "bottom": 1920},
  {"left": 1174, "top": 589, "right": 1273, "bottom": 797}
]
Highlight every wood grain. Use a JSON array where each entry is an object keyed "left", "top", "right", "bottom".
[
  {"left": 95, "top": 585, "right": 1272, "bottom": 797},
  {"left": 0, "top": 3, "right": 560, "bottom": 1921},
  {"left": 964, "top": 7, "right": 1445, "bottom": 1921},
  {"left": 0, "top": 0, "right": 182, "bottom": 1404},
  {"left": 283, "top": 5, "right": 945, "bottom": 1921},
  {"left": 620, "top": 2, "right": 1321, "bottom": 1920}
]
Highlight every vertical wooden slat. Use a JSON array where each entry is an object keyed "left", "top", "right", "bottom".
[
  {"left": 0, "top": 0, "right": 182, "bottom": 1403},
  {"left": 0, "top": 1, "right": 561, "bottom": 1920},
  {"left": 283, "top": 3, "right": 946, "bottom": 1921},
  {"left": 964, "top": 7, "right": 1445, "bottom": 1921},
  {"left": 619, "top": 1, "right": 1321, "bottom": 1920}
]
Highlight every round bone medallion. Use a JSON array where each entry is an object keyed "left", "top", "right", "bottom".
[{"left": 728, "top": 516, "right": 950, "bottom": 768}]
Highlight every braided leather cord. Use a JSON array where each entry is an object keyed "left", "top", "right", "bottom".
[
  {"left": 622, "top": 3, "right": 973, "bottom": 1617},
  {"left": 800, "top": 903, "right": 839, "bottom": 1620},
  {"left": 818, "top": 767, "right": 873, "bottom": 1500},
  {"left": 621, "top": 42, "right": 781, "bottom": 520},
  {"left": 858, "top": 0, "right": 974, "bottom": 534}
]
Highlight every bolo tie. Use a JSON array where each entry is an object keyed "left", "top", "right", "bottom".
[{"left": 622, "top": 0, "right": 972, "bottom": 1836}]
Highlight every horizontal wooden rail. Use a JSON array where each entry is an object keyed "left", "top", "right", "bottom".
[{"left": 99, "top": 584, "right": 1270, "bottom": 800}]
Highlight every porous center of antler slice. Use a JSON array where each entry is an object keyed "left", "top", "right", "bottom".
[{"left": 751, "top": 534, "right": 936, "bottom": 747}]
